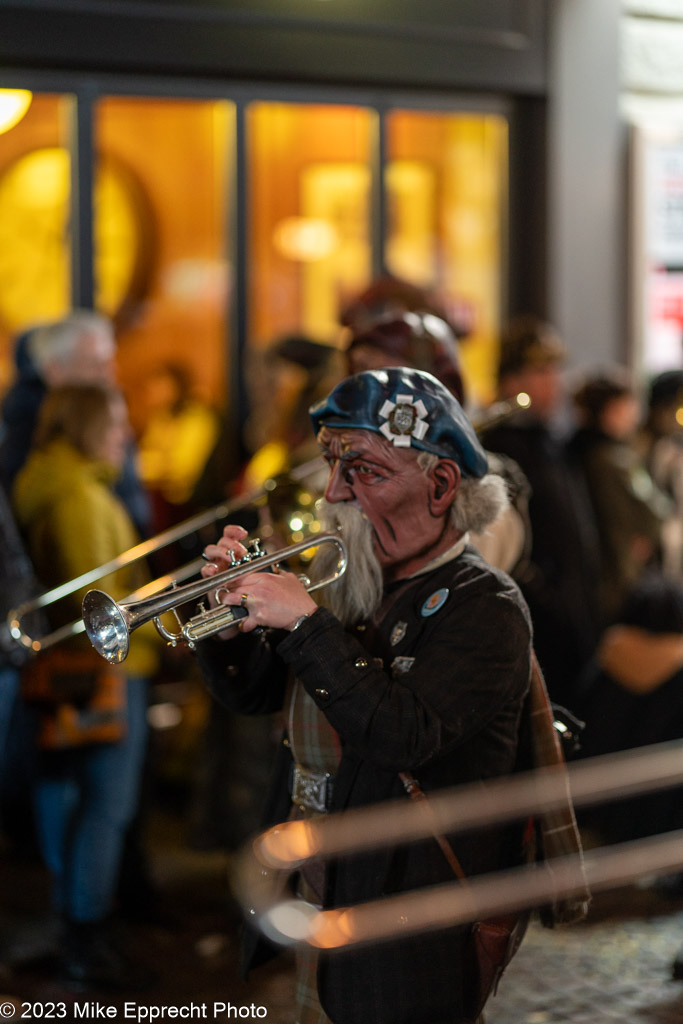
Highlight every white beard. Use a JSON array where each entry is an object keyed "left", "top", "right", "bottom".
[{"left": 310, "top": 499, "right": 384, "bottom": 627}]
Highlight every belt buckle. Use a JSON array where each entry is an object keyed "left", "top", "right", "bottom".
[{"left": 292, "top": 764, "right": 333, "bottom": 813}]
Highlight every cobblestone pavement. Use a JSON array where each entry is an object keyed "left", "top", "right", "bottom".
[
  {"left": 1, "top": 813, "right": 682, "bottom": 1024},
  {"left": 487, "top": 887, "right": 683, "bottom": 1024}
]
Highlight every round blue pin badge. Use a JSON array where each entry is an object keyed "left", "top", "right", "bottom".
[{"left": 421, "top": 588, "right": 449, "bottom": 617}]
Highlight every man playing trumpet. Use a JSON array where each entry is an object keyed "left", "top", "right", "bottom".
[{"left": 197, "top": 367, "right": 533, "bottom": 1024}]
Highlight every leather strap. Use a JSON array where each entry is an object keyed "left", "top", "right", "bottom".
[{"left": 399, "top": 770, "right": 468, "bottom": 883}]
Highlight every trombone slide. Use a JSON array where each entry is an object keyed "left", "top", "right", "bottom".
[{"left": 6, "top": 454, "right": 325, "bottom": 655}]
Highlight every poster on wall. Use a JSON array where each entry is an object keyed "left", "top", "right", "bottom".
[{"left": 633, "top": 125, "right": 683, "bottom": 375}]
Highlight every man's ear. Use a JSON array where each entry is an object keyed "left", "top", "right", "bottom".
[{"left": 427, "top": 458, "right": 461, "bottom": 515}]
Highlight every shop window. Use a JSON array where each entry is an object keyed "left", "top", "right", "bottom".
[
  {"left": 386, "top": 110, "right": 508, "bottom": 403},
  {"left": 0, "top": 91, "right": 73, "bottom": 394},
  {"left": 245, "top": 102, "right": 373, "bottom": 470},
  {"left": 248, "top": 102, "right": 374, "bottom": 347},
  {"left": 96, "top": 97, "right": 234, "bottom": 449},
  {"left": 0, "top": 90, "right": 509, "bottom": 485}
]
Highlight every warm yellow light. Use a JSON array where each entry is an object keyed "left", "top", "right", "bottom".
[
  {"left": 273, "top": 216, "right": 337, "bottom": 262},
  {"left": 0, "top": 146, "right": 70, "bottom": 330},
  {"left": 17, "top": 147, "right": 70, "bottom": 209},
  {"left": 257, "top": 821, "right": 321, "bottom": 868},
  {"left": 676, "top": 406, "right": 683, "bottom": 428},
  {"left": 0, "top": 89, "right": 32, "bottom": 135},
  {"left": 310, "top": 909, "right": 358, "bottom": 949}
]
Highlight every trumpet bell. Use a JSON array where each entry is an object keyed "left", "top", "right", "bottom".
[{"left": 82, "top": 590, "right": 130, "bottom": 664}]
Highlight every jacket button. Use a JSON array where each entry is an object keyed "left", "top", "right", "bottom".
[
  {"left": 226, "top": 665, "right": 238, "bottom": 677},
  {"left": 354, "top": 657, "right": 368, "bottom": 668},
  {"left": 315, "top": 688, "right": 330, "bottom": 701}
]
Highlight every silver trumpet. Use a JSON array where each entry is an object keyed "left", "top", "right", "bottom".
[{"left": 82, "top": 533, "right": 348, "bottom": 665}]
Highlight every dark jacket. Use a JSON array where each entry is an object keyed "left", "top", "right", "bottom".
[
  {"left": 482, "top": 417, "right": 601, "bottom": 708},
  {"left": 0, "top": 479, "right": 43, "bottom": 669},
  {"left": 577, "top": 623, "right": 683, "bottom": 844},
  {"left": 0, "top": 331, "right": 43, "bottom": 492},
  {"left": 568, "top": 427, "right": 669, "bottom": 626},
  {"left": 197, "top": 547, "right": 532, "bottom": 1024}
]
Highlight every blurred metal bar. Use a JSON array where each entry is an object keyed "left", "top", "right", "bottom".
[
  {"left": 255, "top": 830, "right": 683, "bottom": 950},
  {"left": 251, "top": 741, "right": 683, "bottom": 869},
  {"left": 234, "top": 741, "right": 683, "bottom": 948}
]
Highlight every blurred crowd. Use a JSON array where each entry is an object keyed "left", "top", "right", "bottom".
[{"left": 0, "top": 279, "right": 682, "bottom": 992}]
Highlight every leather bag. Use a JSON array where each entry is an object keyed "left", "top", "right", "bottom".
[
  {"left": 399, "top": 770, "right": 530, "bottom": 1023},
  {"left": 20, "top": 647, "right": 127, "bottom": 749}
]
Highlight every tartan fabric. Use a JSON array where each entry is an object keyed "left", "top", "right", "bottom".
[
  {"left": 294, "top": 873, "right": 334, "bottom": 1024},
  {"left": 286, "top": 677, "right": 340, "bottom": 1023},
  {"left": 286, "top": 676, "right": 342, "bottom": 777},
  {"left": 528, "top": 653, "right": 591, "bottom": 925},
  {"left": 294, "top": 945, "right": 333, "bottom": 1024}
]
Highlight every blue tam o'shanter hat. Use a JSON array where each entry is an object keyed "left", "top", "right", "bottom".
[{"left": 309, "top": 367, "right": 488, "bottom": 478}]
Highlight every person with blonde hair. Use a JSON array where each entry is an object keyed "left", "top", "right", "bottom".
[
  {"left": 0, "top": 310, "right": 150, "bottom": 537},
  {"left": 12, "top": 383, "right": 158, "bottom": 989}
]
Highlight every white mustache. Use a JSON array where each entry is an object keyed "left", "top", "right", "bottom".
[{"left": 318, "top": 498, "right": 368, "bottom": 532}]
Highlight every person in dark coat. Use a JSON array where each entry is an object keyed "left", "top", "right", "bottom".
[
  {"left": 575, "top": 571, "right": 683, "bottom": 845},
  {"left": 480, "top": 316, "right": 601, "bottom": 711},
  {"left": 0, "top": 479, "right": 44, "bottom": 844},
  {"left": 195, "top": 367, "right": 533, "bottom": 1024},
  {"left": 569, "top": 368, "right": 670, "bottom": 628},
  {"left": 637, "top": 369, "right": 683, "bottom": 577}
]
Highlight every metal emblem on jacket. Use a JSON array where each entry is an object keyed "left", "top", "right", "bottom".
[{"left": 390, "top": 621, "right": 408, "bottom": 645}]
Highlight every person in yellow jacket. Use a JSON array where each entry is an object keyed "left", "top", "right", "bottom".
[{"left": 12, "top": 383, "right": 159, "bottom": 989}]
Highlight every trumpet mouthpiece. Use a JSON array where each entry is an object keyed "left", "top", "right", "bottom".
[{"left": 82, "top": 590, "right": 130, "bottom": 664}]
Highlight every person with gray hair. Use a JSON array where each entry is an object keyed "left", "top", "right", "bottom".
[
  {"left": 196, "top": 367, "right": 534, "bottom": 1024},
  {"left": 27, "top": 309, "right": 115, "bottom": 387},
  {"left": 0, "top": 310, "right": 150, "bottom": 537}
]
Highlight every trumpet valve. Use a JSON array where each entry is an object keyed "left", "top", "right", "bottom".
[{"left": 181, "top": 603, "right": 247, "bottom": 644}]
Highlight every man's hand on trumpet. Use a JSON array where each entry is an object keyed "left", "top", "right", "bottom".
[
  {"left": 201, "top": 523, "right": 250, "bottom": 574},
  {"left": 218, "top": 569, "right": 318, "bottom": 634},
  {"left": 201, "top": 523, "right": 317, "bottom": 634}
]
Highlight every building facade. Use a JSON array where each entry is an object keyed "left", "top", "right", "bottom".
[{"left": 0, "top": 0, "right": 628, "bottom": 448}]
